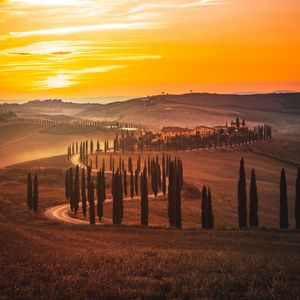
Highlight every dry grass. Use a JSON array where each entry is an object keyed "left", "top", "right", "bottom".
[{"left": 1, "top": 138, "right": 300, "bottom": 299}]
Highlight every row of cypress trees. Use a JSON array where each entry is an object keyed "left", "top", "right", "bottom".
[
  {"left": 26, "top": 173, "right": 39, "bottom": 212},
  {"left": 238, "top": 158, "right": 300, "bottom": 229},
  {"left": 67, "top": 123, "right": 272, "bottom": 158}
]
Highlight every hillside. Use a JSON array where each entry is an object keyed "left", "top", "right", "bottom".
[{"left": 1, "top": 93, "right": 300, "bottom": 140}]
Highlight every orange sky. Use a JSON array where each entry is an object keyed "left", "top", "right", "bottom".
[{"left": 0, "top": 0, "right": 300, "bottom": 100}]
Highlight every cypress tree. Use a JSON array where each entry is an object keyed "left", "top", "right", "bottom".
[
  {"left": 238, "top": 157, "right": 247, "bottom": 228},
  {"left": 296, "top": 167, "right": 300, "bottom": 229},
  {"left": 102, "top": 159, "right": 105, "bottom": 173},
  {"left": 168, "top": 161, "right": 175, "bottom": 226},
  {"left": 69, "top": 168, "right": 74, "bottom": 211},
  {"left": 33, "top": 174, "right": 38, "bottom": 213},
  {"left": 130, "top": 170, "right": 134, "bottom": 199},
  {"left": 124, "top": 169, "right": 127, "bottom": 196},
  {"left": 147, "top": 155, "right": 151, "bottom": 178},
  {"left": 101, "top": 168, "right": 106, "bottom": 202},
  {"left": 65, "top": 170, "right": 69, "bottom": 202},
  {"left": 27, "top": 173, "right": 33, "bottom": 211},
  {"left": 119, "top": 169, "right": 124, "bottom": 221},
  {"left": 201, "top": 185, "right": 207, "bottom": 229},
  {"left": 81, "top": 168, "right": 87, "bottom": 218},
  {"left": 74, "top": 165, "right": 80, "bottom": 214},
  {"left": 135, "top": 169, "right": 139, "bottom": 196},
  {"left": 89, "top": 180, "right": 95, "bottom": 225},
  {"left": 113, "top": 171, "right": 121, "bottom": 224},
  {"left": 162, "top": 160, "right": 166, "bottom": 196},
  {"left": 97, "top": 171, "right": 103, "bottom": 222},
  {"left": 280, "top": 168, "right": 289, "bottom": 229},
  {"left": 174, "top": 170, "right": 182, "bottom": 228},
  {"left": 207, "top": 188, "right": 214, "bottom": 229},
  {"left": 141, "top": 166, "right": 149, "bottom": 226},
  {"left": 249, "top": 169, "right": 259, "bottom": 227}
]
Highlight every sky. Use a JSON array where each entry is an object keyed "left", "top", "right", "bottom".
[{"left": 0, "top": 0, "right": 300, "bottom": 100}]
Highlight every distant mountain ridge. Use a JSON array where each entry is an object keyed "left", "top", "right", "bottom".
[{"left": 1, "top": 92, "right": 300, "bottom": 140}]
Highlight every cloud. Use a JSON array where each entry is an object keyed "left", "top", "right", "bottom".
[
  {"left": 9, "top": 22, "right": 155, "bottom": 38},
  {"left": 33, "top": 65, "right": 126, "bottom": 89},
  {"left": 9, "top": 0, "right": 89, "bottom": 6}
]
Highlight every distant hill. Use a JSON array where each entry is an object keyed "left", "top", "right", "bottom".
[{"left": 1, "top": 93, "right": 300, "bottom": 140}]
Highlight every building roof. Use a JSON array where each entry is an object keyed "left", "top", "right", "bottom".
[
  {"left": 193, "top": 126, "right": 214, "bottom": 130},
  {"left": 161, "top": 126, "right": 191, "bottom": 133}
]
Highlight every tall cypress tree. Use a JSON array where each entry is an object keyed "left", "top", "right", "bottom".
[
  {"left": 135, "top": 169, "right": 139, "bottom": 196},
  {"left": 249, "top": 169, "right": 259, "bottom": 227},
  {"left": 74, "top": 165, "right": 80, "bottom": 214},
  {"left": 33, "top": 174, "right": 38, "bottom": 213},
  {"left": 174, "top": 170, "right": 182, "bottom": 229},
  {"left": 101, "top": 168, "right": 106, "bottom": 202},
  {"left": 89, "top": 180, "right": 95, "bottom": 225},
  {"left": 81, "top": 168, "right": 87, "bottom": 218},
  {"left": 238, "top": 158, "right": 247, "bottom": 227},
  {"left": 295, "top": 167, "right": 300, "bottom": 229},
  {"left": 130, "top": 170, "right": 134, "bottom": 199},
  {"left": 97, "top": 171, "right": 103, "bottom": 222},
  {"left": 113, "top": 171, "right": 121, "bottom": 224},
  {"left": 168, "top": 161, "right": 175, "bottom": 226},
  {"left": 65, "top": 170, "right": 69, "bottom": 202},
  {"left": 207, "top": 188, "right": 214, "bottom": 229},
  {"left": 280, "top": 168, "right": 289, "bottom": 229},
  {"left": 119, "top": 169, "right": 124, "bottom": 221},
  {"left": 162, "top": 159, "right": 166, "bottom": 196},
  {"left": 201, "top": 185, "right": 207, "bottom": 229},
  {"left": 141, "top": 166, "right": 149, "bottom": 226},
  {"left": 69, "top": 168, "right": 74, "bottom": 211},
  {"left": 124, "top": 169, "right": 127, "bottom": 196},
  {"left": 27, "top": 173, "right": 33, "bottom": 211}
]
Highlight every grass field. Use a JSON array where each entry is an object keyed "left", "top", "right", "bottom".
[{"left": 0, "top": 137, "right": 300, "bottom": 299}]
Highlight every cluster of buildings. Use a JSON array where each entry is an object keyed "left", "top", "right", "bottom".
[{"left": 160, "top": 119, "right": 246, "bottom": 139}]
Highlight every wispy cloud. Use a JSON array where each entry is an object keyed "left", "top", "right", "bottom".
[
  {"left": 9, "top": 0, "right": 89, "bottom": 6},
  {"left": 10, "top": 22, "right": 155, "bottom": 38},
  {"left": 34, "top": 65, "right": 125, "bottom": 89}
]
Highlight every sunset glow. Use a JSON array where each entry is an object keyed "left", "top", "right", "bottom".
[{"left": 0, "top": 0, "right": 300, "bottom": 99}]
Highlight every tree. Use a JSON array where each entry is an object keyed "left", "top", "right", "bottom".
[
  {"left": 97, "top": 171, "right": 103, "bottom": 222},
  {"left": 207, "top": 188, "right": 214, "bottom": 229},
  {"left": 33, "top": 174, "right": 38, "bottom": 213},
  {"left": 201, "top": 185, "right": 207, "bottom": 229},
  {"left": 140, "top": 166, "right": 149, "bottom": 226},
  {"left": 135, "top": 169, "right": 139, "bottom": 196},
  {"left": 27, "top": 173, "right": 33, "bottom": 211},
  {"left": 74, "top": 165, "right": 80, "bottom": 214},
  {"left": 238, "top": 158, "right": 247, "bottom": 228},
  {"left": 296, "top": 167, "right": 300, "bottom": 229},
  {"left": 174, "top": 170, "right": 182, "bottom": 228},
  {"left": 168, "top": 161, "right": 175, "bottom": 226},
  {"left": 113, "top": 171, "right": 122, "bottom": 224},
  {"left": 130, "top": 170, "right": 134, "bottom": 199},
  {"left": 162, "top": 159, "right": 166, "bottom": 196},
  {"left": 280, "top": 168, "right": 289, "bottom": 229},
  {"left": 81, "top": 168, "right": 87, "bottom": 218},
  {"left": 89, "top": 180, "right": 95, "bottom": 225},
  {"left": 65, "top": 170, "right": 69, "bottom": 202},
  {"left": 123, "top": 169, "right": 127, "bottom": 196},
  {"left": 249, "top": 169, "right": 259, "bottom": 227},
  {"left": 101, "top": 168, "right": 106, "bottom": 202},
  {"left": 69, "top": 168, "right": 74, "bottom": 211}
]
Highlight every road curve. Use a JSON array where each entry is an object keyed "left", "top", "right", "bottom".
[{"left": 45, "top": 193, "right": 164, "bottom": 225}]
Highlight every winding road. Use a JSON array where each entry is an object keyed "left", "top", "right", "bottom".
[{"left": 45, "top": 153, "right": 166, "bottom": 225}]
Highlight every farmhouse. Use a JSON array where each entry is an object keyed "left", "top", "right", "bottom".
[
  {"left": 161, "top": 127, "right": 192, "bottom": 139},
  {"left": 192, "top": 126, "right": 215, "bottom": 135}
]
